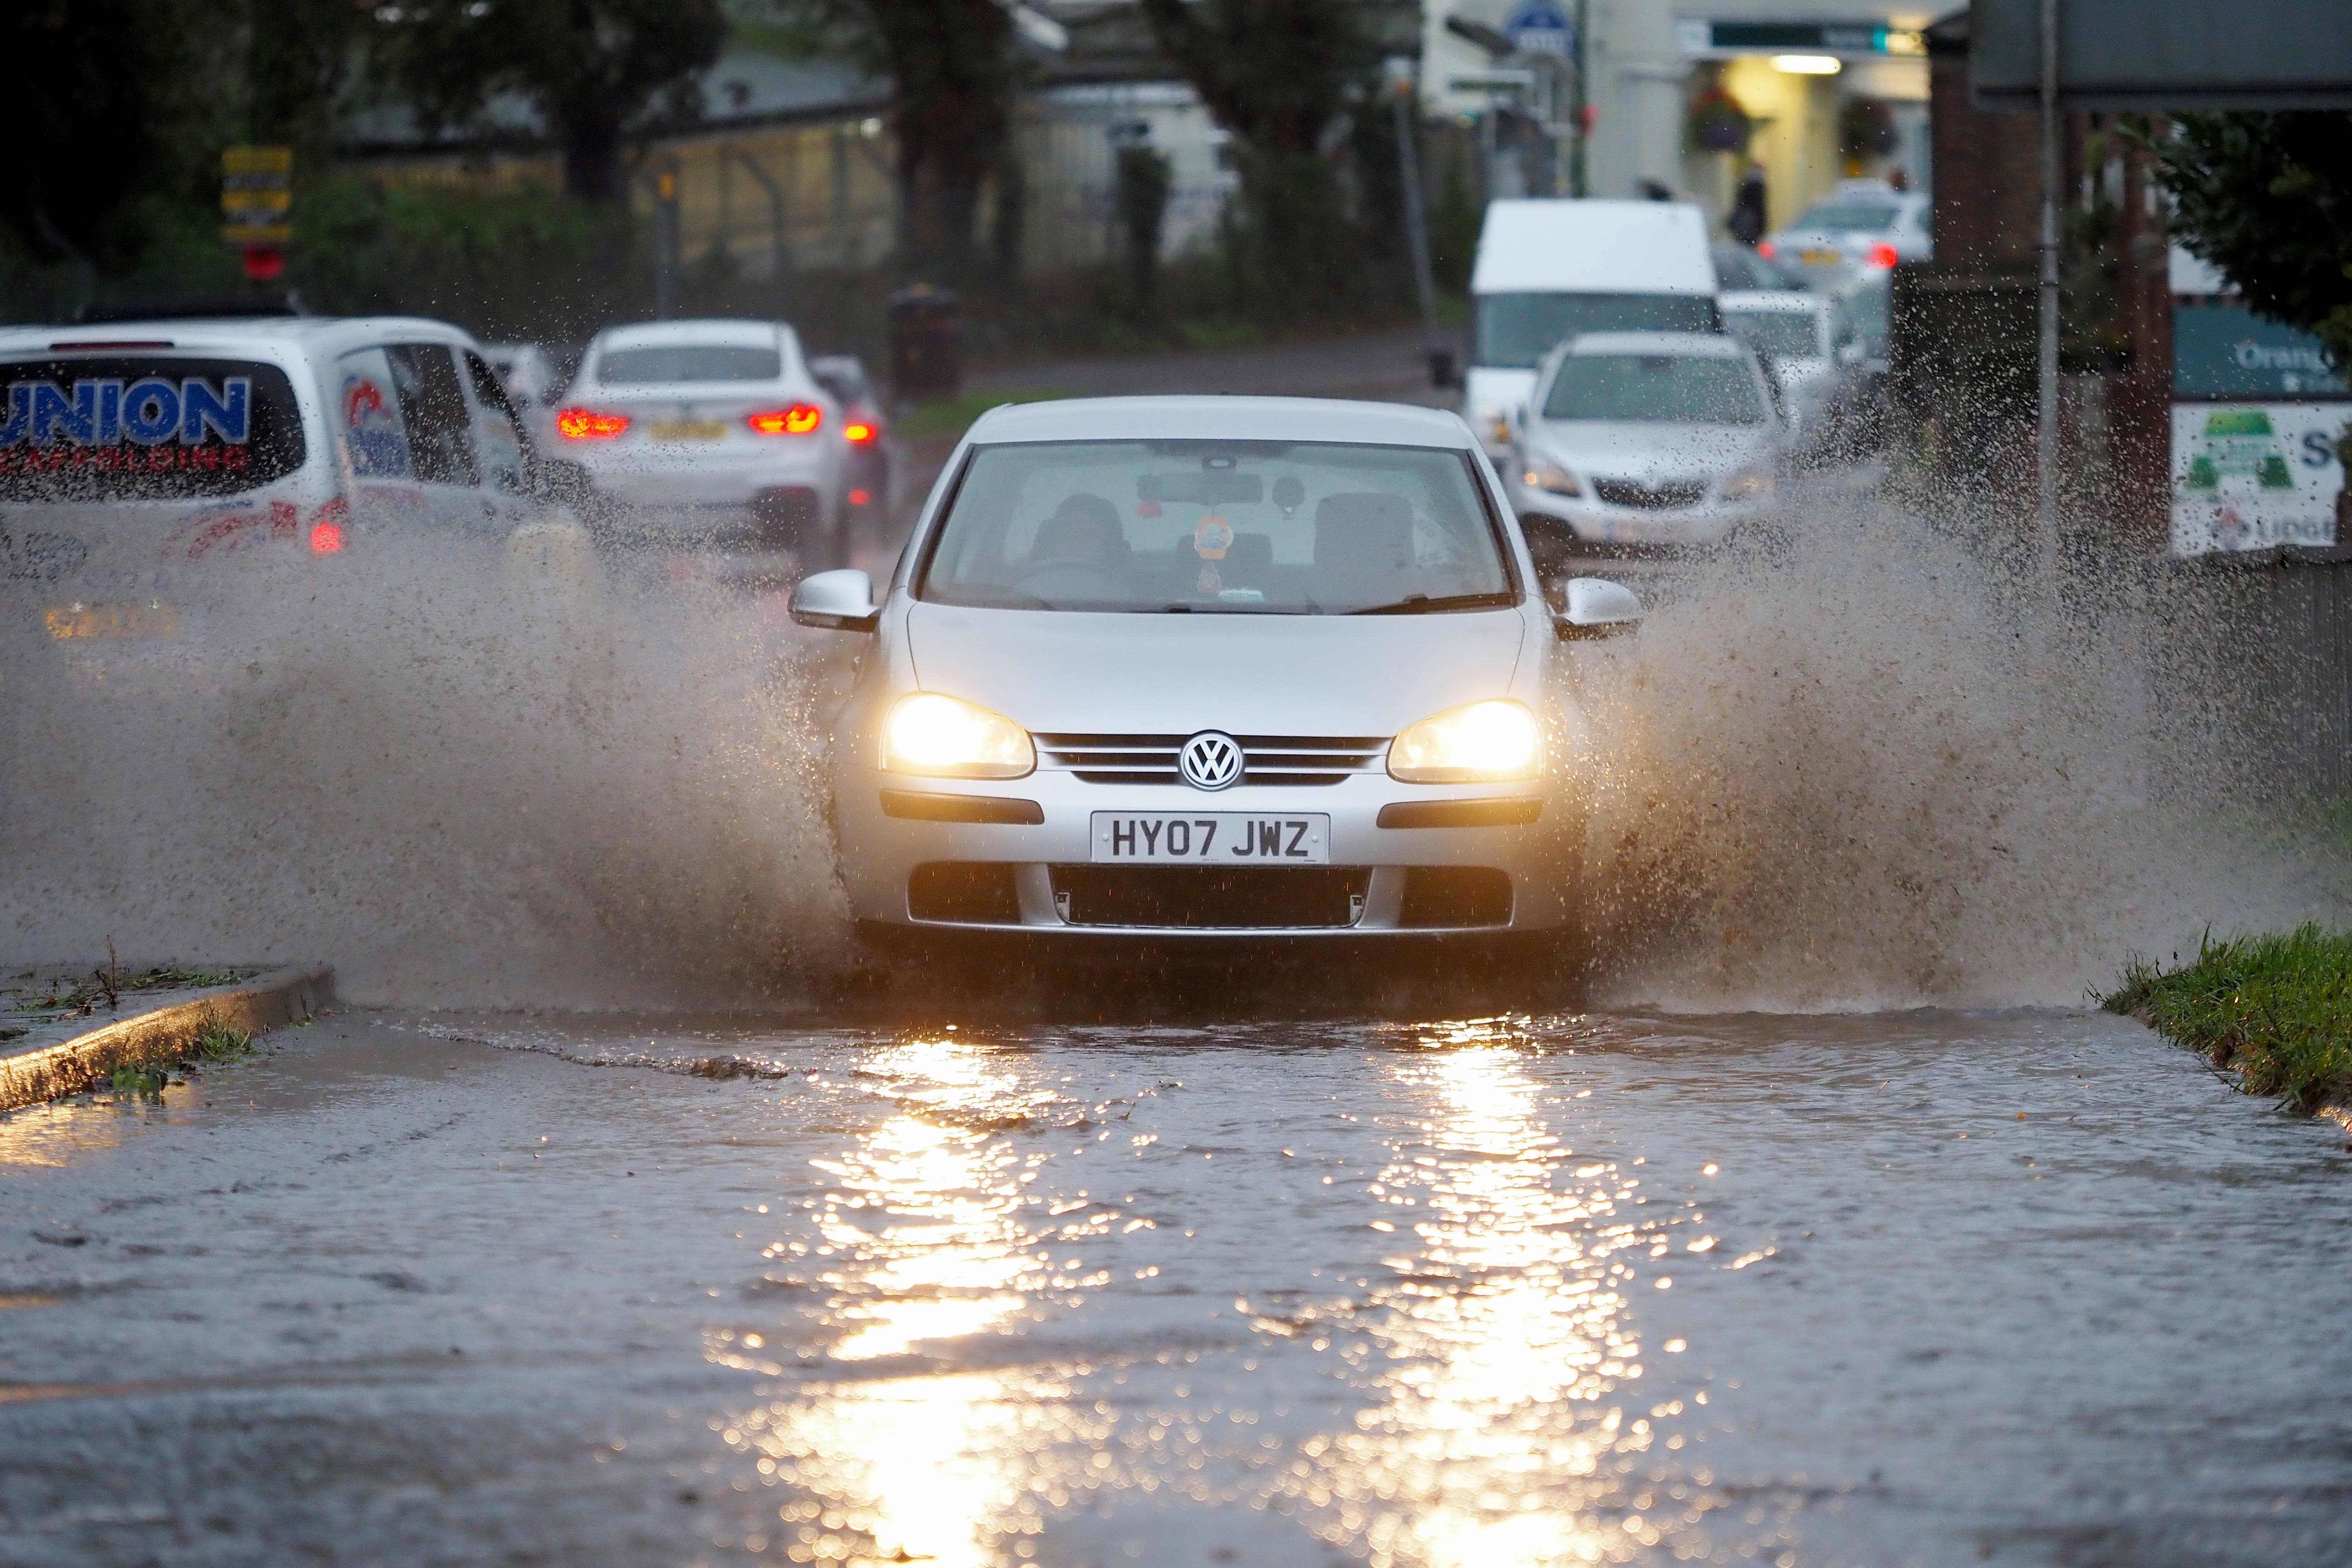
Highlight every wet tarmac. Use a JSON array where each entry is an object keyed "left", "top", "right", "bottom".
[{"left": 4, "top": 1003, "right": 2349, "bottom": 1567}]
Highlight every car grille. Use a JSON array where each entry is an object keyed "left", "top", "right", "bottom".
[
  {"left": 1033, "top": 734, "right": 1387, "bottom": 787},
  {"left": 1049, "top": 866, "right": 1372, "bottom": 928},
  {"left": 1592, "top": 477, "right": 1708, "bottom": 510}
]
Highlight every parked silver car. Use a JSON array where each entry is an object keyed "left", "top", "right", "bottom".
[
  {"left": 1505, "top": 332, "right": 1781, "bottom": 550},
  {"left": 1760, "top": 177, "right": 1932, "bottom": 277},
  {"left": 790, "top": 396, "right": 1644, "bottom": 942}
]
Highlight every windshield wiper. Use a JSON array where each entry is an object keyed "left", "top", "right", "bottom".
[{"left": 1347, "top": 591, "right": 1519, "bottom": 616}]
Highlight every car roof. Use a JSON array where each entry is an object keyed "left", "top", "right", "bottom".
[
  {"left": 1563, "top": 331, "right": 1749, "bottom": 358},
  {"left": 965, "top": 395, "right": 1479, "bottom": 449},
  {"left": 0, "top": 315, "right": 479, "bottom": 358},
  {"left": 1717, "top": 291, "right": 1831, "bottom": 314},
  {"left": 590, "top": 318, "right": 787, "bottom": 350}
]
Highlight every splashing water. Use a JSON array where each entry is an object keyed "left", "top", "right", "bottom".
[
  {"left": 2, "top": 488, "right": 2342, "bottom": 1014},
  {"left": 1569, "top": 488, "right": 2349, "bottom": 1010},
  {"left": 0, "top": 536, "right": 853, "bottom": 1008}
]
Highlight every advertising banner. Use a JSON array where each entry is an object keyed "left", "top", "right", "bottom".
[{"left": 2170, "top": 402, "right": 2347, "bottom": 556}]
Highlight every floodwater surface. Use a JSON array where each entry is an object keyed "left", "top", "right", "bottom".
[{"left": 2, "top": 1005, "right": 2346, "bottom": 1567}]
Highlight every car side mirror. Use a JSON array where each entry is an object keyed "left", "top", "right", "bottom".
[
  {"left": 1554, "top": 576, "right": 1643, "bottom": 641},
  {"left": 790, "top": 567, "right": 880, "bottom": 632}
]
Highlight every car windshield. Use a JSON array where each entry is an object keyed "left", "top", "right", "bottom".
[
  {"left": 1474, "top": 291, "right": 1718, "bottom": 368},
  {"left": 1725, "top": 311, "right": 1823, "bottom": 360},
  {"left": 596, "top": 344, "right": 780, "bottom": 384},
  {"left": 918, "top": 439, "right": 1514, "bottom": 615},
  {"left": 1542, "top": 354, "right": 1765, "bottom": 425},
  {"left": 1795, "top": 202, "right": 1899, "bottom": 233}
]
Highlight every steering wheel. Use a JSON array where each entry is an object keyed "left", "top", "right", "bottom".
[{"left": 1014, "top": 557, "right": 1127, "bottom": 598}]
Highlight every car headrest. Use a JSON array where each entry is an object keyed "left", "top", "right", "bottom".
[{"left": 1225, "top": 532, "right": 1274, "bottom": 574}]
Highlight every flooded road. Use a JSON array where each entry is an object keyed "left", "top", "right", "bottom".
[{"left": 4, "top": 1004, "right": 2347, "bottom": 1567}]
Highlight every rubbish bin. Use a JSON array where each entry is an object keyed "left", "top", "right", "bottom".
[{"left": 887, "top": 284, "right": 962, "bottom": 404}]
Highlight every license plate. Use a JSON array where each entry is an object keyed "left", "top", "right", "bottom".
[
  {"left": 45, "top": 603, "right": 180, "bottom": 640},
  {"left": 1091, "top": 812, "right": 1329, "bottom": 864},
  {"left": 1799, "top": 247, "right": 1842, "bottom": 265},
  {"left": 648, "top": 419, "right": 726, "bottom": 441}
]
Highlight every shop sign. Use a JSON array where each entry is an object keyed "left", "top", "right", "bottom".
[
  {"left": 2173, "top": 300, "right": 2344, "bottom": 400},
  {"left": 2170, "top": 402, "right": 2348, "bottom": 556}
]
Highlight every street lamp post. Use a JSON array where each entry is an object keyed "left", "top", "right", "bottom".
[{"left": 2036, "top": 0, "right": 2061, "bottom": 592}]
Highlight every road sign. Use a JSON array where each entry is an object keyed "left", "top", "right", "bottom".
[
  {"left": 1971, "top": 0, "right": 2352, "bottom": 110},
  {"left": 221, "top": 146, "right": 293, "bottom": 247},
  {"left": 1504, "top": 0, "right": 1575, "bottom": 59}
]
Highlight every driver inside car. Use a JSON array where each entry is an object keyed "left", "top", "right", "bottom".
[{"left": 1019, "top": 491, "right": 1132, "bottom": 598}]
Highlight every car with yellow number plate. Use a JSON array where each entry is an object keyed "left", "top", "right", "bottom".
[{"left": 790, "top": 395, "right": 1645, "bottom": 944}]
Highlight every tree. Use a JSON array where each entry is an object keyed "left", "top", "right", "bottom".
[
  {"left": 372, "top": 0, "right": 728, "bottom": 204},
  {"left": 769, "top": 0, "right": 1023, "bottom": 280},
  {"left": 1114, "top": 141, "right": 1173, "bottom": 318},
  {"left": 2154, "top": 113, "right": 2352, "bottom": 509},
  {"left": 0, "top": 0, "right": 218, "bottom": 268},
  {"left": 1135, "top": 0, "right": 1382, "bottom": 319}
]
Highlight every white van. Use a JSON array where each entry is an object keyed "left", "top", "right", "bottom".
[
  {"left": 1462, "top": 200, "right": 1720, "bottom": 463},
  {"left": 0, "top": 312, "right": 578, "bottom": 654}
]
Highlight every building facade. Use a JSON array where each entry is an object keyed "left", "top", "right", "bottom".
[{"left": 1420, "top": 0, "right": 1934, "bottom": 234}]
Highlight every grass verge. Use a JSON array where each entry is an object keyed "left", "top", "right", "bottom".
[
  {"left": 105, "top": 1009, "right": 258, "bottom": 1102},
  {"left": 2102, "top": 925, "right": 2352, "bottom": 1112},
  {"left": 898, "top": 388, "right": 1071, "bottom": 440}
]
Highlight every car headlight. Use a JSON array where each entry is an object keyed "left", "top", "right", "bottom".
[
  {"left": 883, "top": 692, "right": 1035, "bottom": 779},
  {"left": 1387, "top": 699, "right": 1541, "bottom": 784},
  {"left": 1722, "top": 466, "right": 1775, "bottom": 502},
  {"left": 1521, "top": 456, "right": 1583, "bottom": 497}
]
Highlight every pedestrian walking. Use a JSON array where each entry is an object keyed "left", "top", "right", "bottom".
[{"left": 1727, "top": 162, "right": 1768, "bottom": 247}]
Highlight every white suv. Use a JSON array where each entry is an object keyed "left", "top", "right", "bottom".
[
  {"left": 0, "top": 310, "right": 574, "bottom": 649},
  {"left": 553, "top": 318, "right": 848, "bottom": 561}
]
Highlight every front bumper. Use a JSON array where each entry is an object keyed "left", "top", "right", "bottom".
[{"left": 834, "top": 768, "right": 1580, "bottom": 935}]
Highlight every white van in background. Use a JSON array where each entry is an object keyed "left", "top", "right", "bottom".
[{"left": 1462, "top": 200, "right": 1721, "bottom": 464}]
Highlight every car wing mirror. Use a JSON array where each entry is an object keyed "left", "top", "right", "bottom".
[
  {"left": 791, "top": 568, "right": 880, "bottom": 632},
  {"left": 1554, "top": 576, "right": 1643, "bottom": 641}
]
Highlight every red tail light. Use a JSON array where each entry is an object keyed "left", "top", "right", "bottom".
[
  {"left": 1867, "top": 242, "right": 1900, "bottom": 269},
  {"left": 747, "top": 404, "right": 823, "bottom": 436},
  {"left": 848, "top": 487, "right": 873, "bottom": 507},
  {"left": 843, "top": 421, "right": 877, "bottom": 444},
  {"left": 310, "top": 520, "right": 344, "bottom": 554},
  {"left": 1756, "top": 240, "right": 1776, "bottom": 259},
  {"left": 557, "top": 407, "right": 631, "bottom": 441}
]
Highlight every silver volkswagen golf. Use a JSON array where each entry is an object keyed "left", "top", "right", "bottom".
[{"left": 791, "top": 396, "right": 1642, "bottom": 943}]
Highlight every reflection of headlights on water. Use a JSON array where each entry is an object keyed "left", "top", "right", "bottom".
[
  {"left": 1520, "top": 457, "right": 1582, "bottom": 497},
  {"left": 1722, "top": 466, "right": 1774, "bottom": 502},
  {"left": 884, "top": 693, "right": 1036, "bottom": 779},
  {"left": 1388, "top": 700, "right": 1541, "bottom": 784}
]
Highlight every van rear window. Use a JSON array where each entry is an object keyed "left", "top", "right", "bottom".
[{"left": 0, "top": 357, "right": 306, "bottom": 500}]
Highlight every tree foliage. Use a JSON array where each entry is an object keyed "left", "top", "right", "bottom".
[
  {"left": 2154, "top": 112, "right": 2352, "bottom": 372},
  {"left": 371, "top": 0, "right": 728, "bottom": 204},
  {"left": 1135, "top": 0, "right": 1384, "bottom": 320},
  {"left": 0, "top": 0, "right": 224, "bottom": 267},
  {"left": 767, "top": 0, "right": 1023, "bottom": 280}
]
